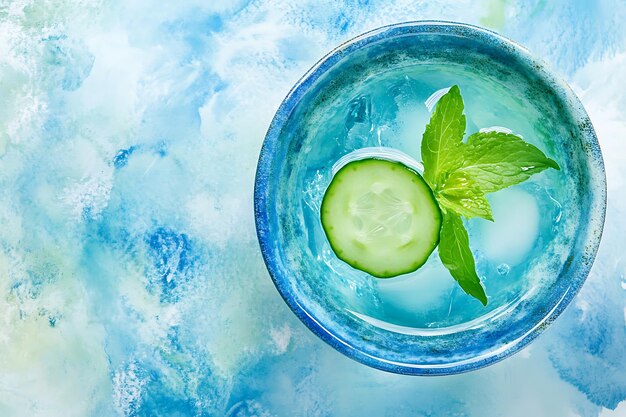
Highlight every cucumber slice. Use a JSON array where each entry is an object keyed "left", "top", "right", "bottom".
[{"left": 321, "top": 158, "right": 441, "bottom": 278}]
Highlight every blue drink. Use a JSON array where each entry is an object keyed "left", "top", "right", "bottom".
[{"left": 255, "top": 22, "right": 605, "bottom": 374}]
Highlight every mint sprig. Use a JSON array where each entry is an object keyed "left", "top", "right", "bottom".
[{"left": 420, "top": 85, "right": 560, "bottom": 305}]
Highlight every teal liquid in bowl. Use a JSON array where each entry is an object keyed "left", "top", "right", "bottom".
[
  {"left": 257, "top": 22, "right": 604, "bottom": 373},
  {"left": 291, "top": 62, "right": 569, "bottom": 330}
]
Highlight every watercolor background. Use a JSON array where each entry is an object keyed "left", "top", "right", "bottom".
[{"left": 0, "top": 1, "right": 624, "bottom": 416}]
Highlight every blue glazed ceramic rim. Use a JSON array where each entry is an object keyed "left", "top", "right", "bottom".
[{"left": 254, "top": 21, "right": 607, "bottom": 375}]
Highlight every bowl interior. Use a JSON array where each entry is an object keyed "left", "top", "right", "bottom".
[{"left": 255, "top": 22, "right": 605, "bottom": 374}]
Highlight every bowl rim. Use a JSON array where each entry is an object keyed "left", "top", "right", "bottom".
[{"left": 253, "top": 20, "right": 607, "bottom": 375}]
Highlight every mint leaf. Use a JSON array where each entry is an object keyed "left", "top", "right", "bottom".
[
  {"left": 420, "top": 85, "right": 466, "bottom": 187},
  {"left": 437, "top": 171, "right": 494, "bottom": 221},
  {"left": 453, "top": 131, "right": 561, "bottom": 194},
  {"left": 417, "top": 85, "right": 559, "bottom": 307},
  {"left": 438, "top": 212, "right": 488, "bottom": 306}
]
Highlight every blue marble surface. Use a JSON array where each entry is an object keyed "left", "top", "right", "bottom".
[{"left": 0, "top": 1, "right": 624, "bottom": 416}]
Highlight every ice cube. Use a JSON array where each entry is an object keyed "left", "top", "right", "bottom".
[
  {"left": 344, "top": 95, "right": 372, "bottom": 132},
  {"left": 374, "top": 256, "right": 456, "bottom": 323},
  {"left": 475, "top": 188, "right": 540, "bottom": 266}
]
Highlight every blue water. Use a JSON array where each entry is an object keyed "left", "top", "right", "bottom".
[{"left": 279, "top": 59, "right": 572, "bottom": 330}]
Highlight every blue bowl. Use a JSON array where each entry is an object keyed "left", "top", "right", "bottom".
[{"left": 254, "top": 21, "right": 606, "bottom": 375}]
